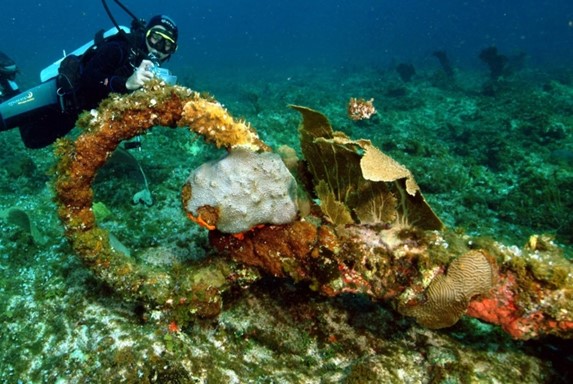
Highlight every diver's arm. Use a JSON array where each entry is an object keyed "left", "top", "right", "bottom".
[
  {"left": 125, "top": 60, "right": 154, "bottom": 91},
  {"left": 80, "top": 41, "right": 131, "bottom": 99}
]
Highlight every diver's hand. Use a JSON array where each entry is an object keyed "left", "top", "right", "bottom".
[{"left": 125, "top": 60, "right": 154, "bottom": 91}]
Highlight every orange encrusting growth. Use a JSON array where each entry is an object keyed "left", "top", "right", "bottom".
[{"left": 186, "top": 211, "right": 217, "bottom": 231}]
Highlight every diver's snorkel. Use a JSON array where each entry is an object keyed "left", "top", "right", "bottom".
[
  {"left": 147, "top": 53, "right": 177, "bottom": 85},
  {"left": 102, "top": 0, "right": 142, "bottom": 35}
]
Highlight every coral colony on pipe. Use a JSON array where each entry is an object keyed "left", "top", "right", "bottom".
[{"left": 53, "top": 80, "right": 573, "bottom": 340}]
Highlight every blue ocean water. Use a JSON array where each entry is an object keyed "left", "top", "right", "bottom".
[
  {"left": 1, "top": 0, "right": 572, "bottom": 85},
  {"left": 1, "top": 1, "right": 573, "bottom": 382}
]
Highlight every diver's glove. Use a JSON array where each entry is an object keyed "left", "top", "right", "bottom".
[{"left": 126, "top": 60, "right": 154, "bottom": 91}]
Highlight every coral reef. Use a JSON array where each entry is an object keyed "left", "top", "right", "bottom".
[
  {"left": 52, "top": 80, "right": 573, "bottom": 343},
  {"left": 0, "top": 61, "right": 567, "bottom": 381},
  {"left": 466, "top": 235, "right": 573, "bottom": 340},
  {"left": 211, "top": 215, "right": 573, "bottom": 339},
  {"left": 210, "top": 106, "right": 573, "bottom": 339}
]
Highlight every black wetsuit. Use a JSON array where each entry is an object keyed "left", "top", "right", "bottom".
[
  {"left": 0, "top": 34, "right": 146, "bottom": 149},
  {"left": 79, "top": 37, "right": 144, "bottom": 110}
]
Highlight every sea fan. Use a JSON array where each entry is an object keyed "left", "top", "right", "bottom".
[{"left": 293, "top": 105, "right": 442, "bottom": 230}]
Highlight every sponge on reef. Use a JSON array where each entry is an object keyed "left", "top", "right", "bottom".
[{"left": 182, "top": 148, "right": 299, "bottom": 234}]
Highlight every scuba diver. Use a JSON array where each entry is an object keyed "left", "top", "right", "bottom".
[
  {"left": 0, "top": 8, "right": 178, "bottom": 149},
  {"left": 0, "top": 50, "right": 20, "bottom": 100}
]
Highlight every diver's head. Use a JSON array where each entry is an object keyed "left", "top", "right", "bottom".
[{"left": 145, "top": 15, "right": 178, "bottom": 61}]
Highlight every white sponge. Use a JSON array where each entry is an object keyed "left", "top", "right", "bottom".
[{"left": 184, "top": 148, "right": 298, "bottom": 233}]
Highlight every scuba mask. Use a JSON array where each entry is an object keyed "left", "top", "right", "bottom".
[{"left": 146, "top": 27, "right": 177, "bottom": 55}]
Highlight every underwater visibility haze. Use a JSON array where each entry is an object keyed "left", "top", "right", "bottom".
[{"left": 1, "top": 1, "right": 573, "bottom": 382}]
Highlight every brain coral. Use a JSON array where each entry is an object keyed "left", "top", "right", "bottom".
[
  {"left": 398, "top": 249, "right": 496, "bottom": 329},
  {"left": 183, "top": 148, "right": 298, "bottom": 234}
]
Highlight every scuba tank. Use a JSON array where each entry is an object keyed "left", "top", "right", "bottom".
[{"left": 40, "top": 26, "right": 131, "bottom": 83}]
